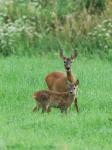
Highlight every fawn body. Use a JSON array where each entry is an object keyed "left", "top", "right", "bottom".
[{"left": 33, "top": 81, "right": 79, "bottom": 113}]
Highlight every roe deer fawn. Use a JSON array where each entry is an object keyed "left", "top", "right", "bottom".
[
  {"left": 45, "top": 49, "right": 79, "bottom": 112},
  {"left": 33, "top": 80, "right": 79, "bottom": 113}
]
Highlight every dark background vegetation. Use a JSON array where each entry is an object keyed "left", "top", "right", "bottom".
[{"left": 0, "top": 0, "right": 112, "bottom": 59}]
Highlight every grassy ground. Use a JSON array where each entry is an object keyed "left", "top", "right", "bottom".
[{"left": 0, "top": 55, "right": 112, "bottom": 150}]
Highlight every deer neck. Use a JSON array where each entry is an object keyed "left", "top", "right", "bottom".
[
  {"left": 69, "top": 94, "right": 75, "bottom": 104},
  {"left": 66, "top": 70, "right": 74, "bottom": 82}
]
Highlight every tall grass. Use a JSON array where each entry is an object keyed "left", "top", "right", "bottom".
[{"left": 0, "top": 0, "right": 112, "bottom": 58}]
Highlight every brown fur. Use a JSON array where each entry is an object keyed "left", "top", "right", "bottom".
[
  {"left": 45, "top": 72, "right": 66, "bottom": 91},
  {"left": 45, "top": 50, "right": 79, "bottom": 112},
  {"left": 33, "top": 90, "right": 75, "bottom": 113},
  {"left": 45, "top": 71, "right": 77, "bottom": 92},
  {"left": 33, "top": 82, "right": 79, "bottom": 113}
]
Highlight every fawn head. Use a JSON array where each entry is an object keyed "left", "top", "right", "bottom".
[
  {"left": 67, "top": 79, "right": 79, "bottom": 96},
  {"left": 60, "top": 49, "right": 77, "bottom": 72}
]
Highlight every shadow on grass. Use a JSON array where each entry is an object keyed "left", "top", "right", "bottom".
[
  {"left": 20, "top": 122, "right": 37, "bottom": 130},
  {"left": 7, "top": 144, "right": 56, "bottom": 150}
]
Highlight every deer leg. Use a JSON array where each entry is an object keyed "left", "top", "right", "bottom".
[
  {"left": 33, "top": 106, "right": 37, "bottom": 112},
  {"left": 42, "top": 107, "right": 45, "bottom": 113},
  {"left": 66, "top": 107, "right": 70, "bottom": 113},
  {"left": 37, "top": 103, "right": 42, "bottom": 111},
  {"left": 60, "top": 104, "right": 65, "bottom": 113},
  {"left": 45, "top": 105, "right": 51, "bottom": 113},
  {"left": 64, "top": 109, "right": 67, "bottom": 114},
  {"left": 74, "top": 97, "right": 79, "bottom": 113},
  {"left": 47, "top": 106, "right": 51, "bottom": 113},
  {"left": 64, "top": 106, "right": 69, "bottom": 114},
  {"left": 41, "top": 104, "right": 46, "bottom": 113},
  {"left": 41, "top": 104, "right": 49, "bottom": 113},
  {"left": 60, "top": 107, "right": 64, "bottom": 113},
  {"left": 61, "top": 106, "right": 68, "bottom": 114}
]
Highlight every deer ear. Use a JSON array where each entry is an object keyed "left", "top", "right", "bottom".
[
  {"left": 66, "top": 80, "right": 72, "bottom": 86},
  {"left": 71, "top": 50, "right": 77, "bottom": 60},
  {"left": 75, "top": 79, "right": 79, "bottom": 86},
  {"left": 60, "top": 49, "right": 65, "bottom": 59},
  {"left": 66, "top": 80, "right": 70, "bottom": 85}
]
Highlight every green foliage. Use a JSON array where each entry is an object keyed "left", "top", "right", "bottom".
[
  {"left": 87, "top": 19, "right": 112, "bottom": 55},
  {"left": 0, "top": 0, "right": 111, "bottom": 57},
  {"left": 0, "top": 56, "right": 112, "bottom": 149},
  {"left": 56, "top": 0, "right": 76, "bottom": 17},
  {"left": 78, "top": 0, "right": 106, "bottom": 13},
  {"left": 87, "top": 0, "right": 106, "bottom": 12}
]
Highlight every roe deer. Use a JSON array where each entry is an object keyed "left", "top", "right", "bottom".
[
  {"left": 45, "top": 49, "right": 79, "bottom": 112},
  {"left": 33, "top": 80, "right": 79, "bottom": 113}
]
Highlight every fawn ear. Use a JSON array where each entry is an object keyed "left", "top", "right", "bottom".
[
  {"left": 66, "top": 80, "right": 71, "bottom": 86},
  {"left": 66, "top": 80, "right": 69, "bottom": 85},
  {"left": 71, "top": 50, "right": 77, "bottom": 60},
  {"left": 75, "top": 79, "right": 79, "bottom": 86},
  {"left": 60, "top": 49, "right": 66, "bottom": 59}
]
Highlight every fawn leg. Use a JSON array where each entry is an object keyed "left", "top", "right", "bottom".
[
  {"left": 42, "top": 107, "right": 45, "bottom": 113},
  {"left": 61, "top": 106, "right": 67, "bottom": 114},
  {"left": 60, "top": 105, "right": 65, "bottom": 113},
  {"left": 60, "top": 107, "right": 64, "bottom": 113},
  {"left": 45, "top": 104, "right": 51, "bottom": 113},
  {"left": 74, "top": 97, "right": 79, "bottom": 113},
  {"left": 33, "top": 106, "right": 37, "bottom": 112},
  {"left": 47, "top": 106, "right": 51, "bottom": 113},
  {"left": 42, "top": 104, "right": 48, "bottom": 113},
  {"left": 64, "top": 107, "right": 69, "bottom": 114},
  {"left": 37, "top": 103, "right": 42, "bottom": 111}
]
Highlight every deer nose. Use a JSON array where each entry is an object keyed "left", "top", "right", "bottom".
[{"left": 66, "top": 67, "right": 70, "bottom": 70}]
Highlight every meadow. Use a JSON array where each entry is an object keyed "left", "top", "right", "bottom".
[{"left": 0, "top": 55, "right": 112, "bottom": 150}]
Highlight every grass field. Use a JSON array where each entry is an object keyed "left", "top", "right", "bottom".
[{"left": 0, "top": 55, "right": 112, "bottom": 150}]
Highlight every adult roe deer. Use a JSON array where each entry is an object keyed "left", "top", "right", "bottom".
[{"left": 45, "top": 49, "right": 79, "bottom": 112}]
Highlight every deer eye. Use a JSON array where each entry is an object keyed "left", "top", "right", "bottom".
[{"left": 64, "top": 61, "right": 66, "bottom": 63}]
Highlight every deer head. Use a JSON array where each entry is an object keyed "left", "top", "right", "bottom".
[
  {"left": 67, "top": 79, "right": 79, "bottom": 96},
  {"left": 60, "top": 49, "right": 77, "bottom": 72}
]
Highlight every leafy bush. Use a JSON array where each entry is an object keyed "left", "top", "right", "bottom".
[
  {"left": 77, "top": 0, "right": 106, "bottom": 14},
  {"left": 87, "top": 19, "right": 112, "bottom": 54},
  {"left": 0, "top": 0, "right": 111, "bottom": 58},
  {"left": 0, "top": 15, "right": 37, "bottom": 55}
]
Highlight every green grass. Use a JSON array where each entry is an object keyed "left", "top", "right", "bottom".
[{"left": 0, "top": 55, "right": 112, "bottom": 150}]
